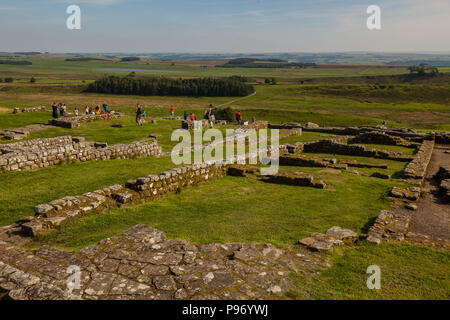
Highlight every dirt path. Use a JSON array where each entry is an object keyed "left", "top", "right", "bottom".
[{"left": 408, "top": 144, "right": 450, "bottom": 241}]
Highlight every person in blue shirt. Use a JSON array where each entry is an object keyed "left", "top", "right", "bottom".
[
  {"left": 52, "top": 102, "right": 58, "bottom": 118},
  {"left": 184, "top": 111, "right": 188, "bottom": 120}
]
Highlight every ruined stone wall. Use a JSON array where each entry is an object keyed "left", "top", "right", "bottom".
[
  {"left": 348, "top": 131, "right": 416, "bottom": 147},
  {"left": 22, "top": 162, "right": 228, "bottom": 236},
  {"left": 302, "top": 139, "right": 413, "bottom": 161},
  {"left": 261, "top": 172, "right": 326, "bottom": 189},
  {"left": 48, "top": 112, "right": 122, "bottom": 128},
  {"left": 403, "top": 140, "right": 434, "bottom": 184},
  {"left": 13, "top": 106, "right": 46, "bottom": 114},
  {"left": 0, "top": 136, "right": 161, "bottom": 173},
  {"left": 435, "top": 166, "right": 450, "bottom": 202},
  {"left": 268, "top": 123, "right": 302, "bottom": 130},
  {"left": 302, "top": 126, "right": 436, "bottom": 142}
]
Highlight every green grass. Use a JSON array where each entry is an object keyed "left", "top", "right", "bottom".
[
  {"left": 351, "top": 143, "right": 417, "bottom": 156},
  {"left": 34, "top": 173, "right": 397, "bottom": 251},
  {"left": 0, "top": 111, "right": 50, "bottom": 130},
  {"left": 288, "top": 242, "right": 450, "bottom": 300},
  {"left": 0, "top": 156, "right": 176, "bottom": 226},
  {"left": 280, "top": 132, "right": 337, "bottom": 144},
  {"left": 299, "top": 153, "right": 408, "bottom": 178},
  {"left": 0, "top": 57, "right": 411, "bottom": 80}
]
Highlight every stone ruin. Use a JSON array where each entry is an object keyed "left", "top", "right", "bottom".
[
  {"left": 436, "top": 165, "right": 450, "bottom": 203},
  {"left": 0, "top": 128, "right": 29, "bottom": 141},
  {"left": 403, "top": 140, "right": 434, "bottom": 184},
  {"left": 13, "top": 106, "right": 46, "bottom": 114},
  {"left": 301, "top": 139, "right": 414, "bottom": 161},
  {"left": 348, "top": 131, "right": 416, "bottom": 148},
  {"left": 0, "top": 136, "right": 161, "bottom": 173},
  {"left": 48, "top": 112, "right": 123, "bottom": 128},
  {"left": 0, "top": 225, "right": 331, "bottom": 300},
  {"left": 299, "top": 226, "right": 358, "bottom": 251}
]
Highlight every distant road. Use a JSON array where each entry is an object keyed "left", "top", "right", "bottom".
[{"left": 215, "top": 91, "right": 256, "bottom": 108}]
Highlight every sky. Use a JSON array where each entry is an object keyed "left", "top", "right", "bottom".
[{"left": 0, "top": 0, "right": 449, "bottom": 53}]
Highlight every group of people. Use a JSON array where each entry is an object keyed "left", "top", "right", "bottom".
[
  {"left": 51, "top": 102, "right": 111, "bottom": 120},
  {"left": 51, "top": 102, "right": 68, "bottom": 118}
]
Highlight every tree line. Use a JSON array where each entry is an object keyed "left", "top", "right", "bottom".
[
  {"left": 0, "top": 60, "right": 32, "bottom": 65},
  {"left": 86, "top": 76, "right": 255, "bottom": 97},
  {"left": 220, "top": 58, "right": 316, "bottom": 68}
]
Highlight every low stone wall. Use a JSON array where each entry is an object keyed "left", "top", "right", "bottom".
[
  {"left": 348, "top": 131, "right": 415, "bottom": 147},
  {"left": 0, "top": 136, "right": 161, "bottom": 173},
  {"left": 22, "top": 162, "right": 228, "bottom": 236},
  {"left": 403, "top": 140, "right": 434, "bottom": 184},
  {"left": 302, "top": 126, "right": 441, "bottom": 142},
  {"left": 13, "top": 106, "right": 46, "bottom": 114},
  {"left": 181, "top": 120, "right": 209, "bottom": 130},
  {"left": 436, "top": 166, "right": 450, "bottom": 202},
  {"left": 367, "top": 209, "right": 450, "bottom": 250},
  {"left": 435, "top": 133, "right": 450, "bottom": 145},
  {"left": 268, "top": 123, "right": 302, "bottom": 130},
  {"left": 241, "top": 121, "right": 268, "bottom": 131},
  {"left": 48, "top": 112, "right": 122, "bottom": 128},
  {"left": 302, "top": 139, "right": 413, "bottom": 161},
  {"left": 367, "top": 210, "right": 411, "bottom": 244},
  {"left": 279, "top": 154, "right": 387, "bottom": 170},
  {"left": 261, "top": 172, "right": 326, "bottom": 189},
  {"left": 0, "top": 128, "right": 29, "bottom": 141}
]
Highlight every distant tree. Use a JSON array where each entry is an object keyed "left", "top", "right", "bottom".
[
  {"left": 264, "top": 77, "right": 277, "bottom": 85},
  {"left": 121, "top": 57, "right": 140, "bottom": 62},
  {"left": 86, "top": 76, "right": 254, "bottom": 97},
  {"left": 215, "top": 107, "right": 234, "bottom": 121},
  {"left": 408, "top": 64, "right": 439, "bottom": 76},
  {"left": 128, "top": 71, "right": 136, "bottom": 77},
  {"left": 30, "top": 77, "right": 36, "bottom": 83},
  {"left": 4, "top": 77, "right": 13, "bottom": 83}
]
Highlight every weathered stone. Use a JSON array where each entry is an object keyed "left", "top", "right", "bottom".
[{"left": 326, "top": 226, "right": 358, "bottom": 243}]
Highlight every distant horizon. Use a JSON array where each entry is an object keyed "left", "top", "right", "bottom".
[{"left": 4, "top": 51, "right": 450, "bottom": 55}]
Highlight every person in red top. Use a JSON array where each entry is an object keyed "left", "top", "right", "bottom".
[
  {"left": 190, "top": 113, "right": 195, "bottom": 121},
  {"left": 170, "top": 106, "right": 174, "bottom": 116},
  {"left": 235, "top": 111, "right": 242, "bottom": 124}
]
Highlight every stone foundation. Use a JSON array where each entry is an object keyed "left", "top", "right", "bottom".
[
  {"left": 261, "top": 172, "right": 326, "bottom": 189},
  {"left": 302, "top": 139, "right": 413, "bottom": 161},
  {"left": 48, "top": 112, "right": 122, "bottom": 128},
  {"left": 0, "top": 225, "right": 327, "bottom": 300},
  {"left": 0, "top": 136, "right": 161, "bottom": 173},
  {"left": 436, "top": 166, "right": 450, "bottom": 202},
  {"left": 367, "top": 210, "right": 411, "bottom": 244},
  {"left": 348, "top": 131, "right": 416, "bottom": 147},
  {"left": 403, "top": 140, "right": 434, "bottom": 184}
]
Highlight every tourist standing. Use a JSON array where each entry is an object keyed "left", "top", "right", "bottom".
[
  {"left": 208, "top": 105, "right": 215, "bottom": 128},
  {"left": 52, "top": 102, "right": 58, "bottom": 118},
  {"left": 136, "top": 104, "right": 143, "bottom": 126},
  {"left": 170, "top": 106, "right": 174, "bottom": 116},
  {"left": 190, "top": 113, "right": 195, "bottom": 121},
  {"left": 74, "top": 107, "right": 79, "bottom": 116},
  {"left": 184, "top": 111, "right": 188, "bottom": 120},
  {"left": 235, "top": 111, "right": 242, "bottom": 124},
  {"left": 85, "top": 106, "right": 89, "bottom": 115}
]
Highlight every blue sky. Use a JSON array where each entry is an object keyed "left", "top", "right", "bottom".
[{"left": 0, "top": 0, "right": 449, "bottom": 53}]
